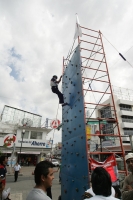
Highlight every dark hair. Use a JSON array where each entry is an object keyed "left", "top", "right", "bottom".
[
  {"left": 0, "top": 156, "right": 7, "bottom": 165},
  {"left": 34, "top": 161, "right": 54, "bottom": 185},
  {"left": 53, "top": 75, "right": 57, "bottom": 79},
  {"left": 91, "top": 167, "right": 111, "bottom": 197}
]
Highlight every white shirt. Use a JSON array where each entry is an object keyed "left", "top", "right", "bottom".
[
  {"left": 14, "top": 164, "right": 21, "bottom": 171},
  {"left": 50, "top": 78, "right": 58, "bottom": 87},
  {"left": 26, "top": 188, "right": 51, "bottom": 200},
  {"left": 86, "top": 187, "right": 115, "bottom": 197},
  {"left": 85, "top": 195, "right": 118, "bottom": 200}
]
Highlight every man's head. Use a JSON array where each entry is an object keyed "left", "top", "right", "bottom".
[
  {"left": 91, "top": 167, "right": 112, "bottom": 197},
  {"left": 125, "top": 153, "right": 133, "bottom": 172},
  {"left": 53, "top": 75, "right": 58, "bottom": 80},
  {"left": 34, "top": 161, "right": 54, "bottom": 190},
  {"left": 0, "top": 156, "right": 8, "bottom": 166}
]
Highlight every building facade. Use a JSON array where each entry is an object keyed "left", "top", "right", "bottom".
[
  {"left": 95, "top": 94, "right": 133, "bottom": 152},
  {"left": 0, "top": 105, "right": 52, "bottom": 165}
]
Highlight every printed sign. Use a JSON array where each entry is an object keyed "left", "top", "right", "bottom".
[
  {"left": 50, "top": 119, "right": 60, "bottom": 129},
  {"left": 3, "top": 134, "right": 16, "bottom": 148}
]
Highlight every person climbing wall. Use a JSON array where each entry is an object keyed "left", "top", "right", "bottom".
[{"left": 50, "top": 75, "right": 67, "bottom": 106}]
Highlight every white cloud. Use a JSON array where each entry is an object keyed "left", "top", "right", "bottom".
[{"left": 0, "top": 0, "right": 133, "bottom": 144}]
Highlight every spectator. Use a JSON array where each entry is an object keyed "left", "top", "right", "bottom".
[
  {"left": 84, "top": 186, "right": 115, "bottom": 199},
  {"left": 14, "top": 162, "right": 21, "bottom": 182},
  {"left": 0, "top": 176, "right": 11, "bottom": 200},
  {"left": 28, "top": 157, "right": 31, "bottom": 166},
  {"left": 84, "top": 167, "right": 118, "bottom": 200},
  {"left": 122, "top": 152, "right": 133, "bottom": 200},
  {"left": 0, "top": 156, "right": 8, "bottom": 186},
  {"left": 112, "top": 186, "right": 121, "bottom": 199},
  {"left": 26, "top": 161, "right": 54, "bottom": 200}
]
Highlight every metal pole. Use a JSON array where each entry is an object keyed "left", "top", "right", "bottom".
[
  {"left": 129, "top": 135, "right": 133, "bottom": 152},
  {"left": 19, "top": 129, "right": 25, "bottom": 164},
  {"left": 9, "top": 141, "right": 16, "bottom": 173}
]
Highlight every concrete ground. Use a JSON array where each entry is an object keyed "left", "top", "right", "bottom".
[{"left": 6, "top": 166, "right": 61, "bottom": 200}]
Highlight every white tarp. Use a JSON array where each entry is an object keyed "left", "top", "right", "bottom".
[{"left": 74, "top": 14, "right": 82, "bottom": 40}]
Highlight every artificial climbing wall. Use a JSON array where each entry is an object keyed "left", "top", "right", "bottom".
[{"left": 61, "top": 45, "right": 89, "bottom": 200}]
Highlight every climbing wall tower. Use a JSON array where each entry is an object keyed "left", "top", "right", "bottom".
[
  {"left": 61, "top": 45, "right": 89, "bottom": 200},
  {"left": 61, "top": 24, "right": 127, "bottom": 200}
]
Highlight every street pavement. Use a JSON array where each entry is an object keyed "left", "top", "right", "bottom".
[{"left": 6, "top": 166, "right": 61, "bottom": 200}]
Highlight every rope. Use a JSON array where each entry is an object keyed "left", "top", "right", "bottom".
[{"left": 102, "top": 33, "right": 133, "bottom": 69}]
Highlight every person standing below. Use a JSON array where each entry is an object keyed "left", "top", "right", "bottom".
[
  {"left": 26, "top": 160, "right": 54, "bottom": 200},
  {"left": 14, "top": 162, "right": 21, "bottom": 182},
  {"left": 50, "top": 75, "right": 67, "bottom": 107},
  {"left": 84, "top": 167, "right": 118, "bottom": 200},
  {"left": 122, "top": 152, "right": 133, "bottom": 200},
  {"left": 0, "top": 156, "right": 8, "bottom": 186},
  {"left": 28, "top": 157, "right": 31, "bottom": 166}
]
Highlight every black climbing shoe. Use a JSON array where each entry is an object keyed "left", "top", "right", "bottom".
[{"left": 62, "top": 103, "right": 68, "bottom": 107}]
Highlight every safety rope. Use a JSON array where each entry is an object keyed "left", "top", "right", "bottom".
[{"left": 102, "top": 33, "right": 133, "bottom": 69}]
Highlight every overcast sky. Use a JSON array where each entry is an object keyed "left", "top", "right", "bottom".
[{"left": 0, "top": 0, "right": 133, "bottom": 144}]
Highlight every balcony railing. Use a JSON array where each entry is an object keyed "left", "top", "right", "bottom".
[
  {"left": 122, "top": 119, "right": 133, "bottom": 123},
  {"left": 120, "top": 107, "right": 132, "bottom": 111}
]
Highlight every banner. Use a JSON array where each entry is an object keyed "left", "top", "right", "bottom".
[
  {"left": 89, "top": 154, "right": 119, "bottom": 185},
  {"left": 86, "top": 125, "right": 91, "bottom": 140}
]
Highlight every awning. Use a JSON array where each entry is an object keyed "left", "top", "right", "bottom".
[
  {"left": 2, "top": 151, "right": 12, "bottom": 153},
  {"left": 17, "top": 152, "right": 40, "bottom": 155}
]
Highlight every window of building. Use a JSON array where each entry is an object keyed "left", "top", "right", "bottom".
[
  {"left": 120, "top": 104, "right": 132, "bottom": 111},
  {"left": 0, "top": 133, "right": 6, "bottom": 138},
  {"left": 21, "top": 131, "right": 29, "bottom": 139},
  {"left": 123, "top": 128, "right": 133, "bottom": 135},
  {"left": 99, "top": 107, "right": 114, "bottom": 139},
  {"left": 122, "top": 115, "right": 133, "bottom": 123},
  {"left": 30, "top": 132, "right": 42, "bottom": 139},
  {"left": 100, "top": 106, "right": 112, "bottom": 118}
]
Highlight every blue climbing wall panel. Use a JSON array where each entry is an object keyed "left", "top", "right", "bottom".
[{"left": 61, "top": 45, "right": 90, "bottom": 200}]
